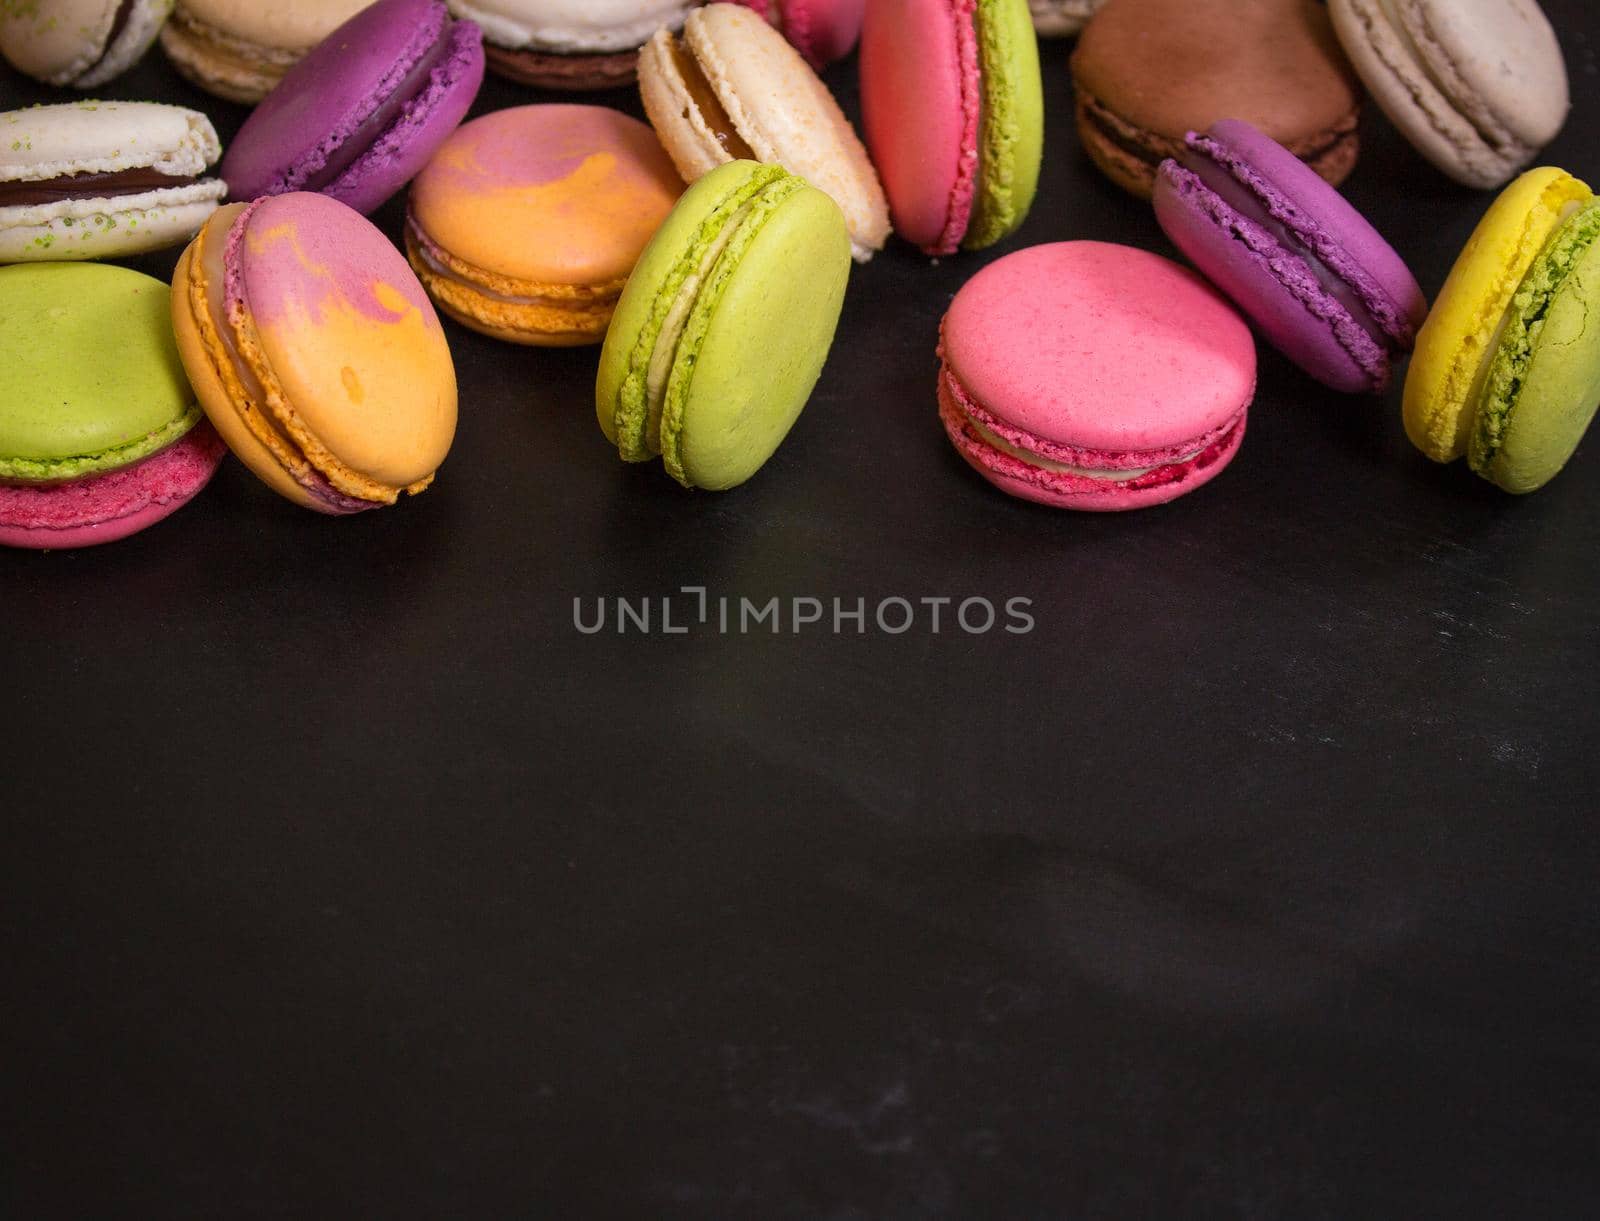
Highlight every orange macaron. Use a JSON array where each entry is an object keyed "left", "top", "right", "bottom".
[{"left": 405, "top": 103, "right": 684, "bottom": 346}]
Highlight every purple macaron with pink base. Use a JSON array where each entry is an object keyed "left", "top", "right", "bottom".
[
  {"left": 1154, "top": 118, "right": 1427, "bottom": 395},
  {"left": 939, "top": 241, "right": 1256, "bottom": 512},
  {"left": 222, "top": 0, "right": 485, "bottom": 217}
]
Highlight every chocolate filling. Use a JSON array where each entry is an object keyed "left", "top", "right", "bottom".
[
  {"left": 667, "top": 36, "right": 755, "bottom": 160},
  {"left": 85, "top": 0, "right": 137, "bottom": 76},
  {"left": 299, "top": 26, "right": 454, "bottom": 194},
  {"left": 0, "top": 168, "right": 200, "bottom": 206},
  {"left": 484, "top": 43, "right": 639, "bottom": 89}
]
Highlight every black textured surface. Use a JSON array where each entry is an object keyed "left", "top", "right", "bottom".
[{"left": 6, "top": 4, "right": 1600, "bottom": 1216}]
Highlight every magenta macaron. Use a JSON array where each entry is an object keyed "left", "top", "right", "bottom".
[
  {"left": 939, "top": 241, "right": 1256, "bottom": 511},
  {"left": 221, "top": 0, "right": 484, "bottom": 217},
  {"left": 735, "top": 0, "right": 865, "bottom": 67},
  {"left": 1154, "top": 118, "right": 1427, "bottom": 394}
]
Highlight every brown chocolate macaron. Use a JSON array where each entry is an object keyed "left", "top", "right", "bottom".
[{"left": 1071, "top": 0, "right": 1362, "bottom": 199}]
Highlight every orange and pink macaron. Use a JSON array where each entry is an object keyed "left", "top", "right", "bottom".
[
  {"left": 939, "top": 241, "right": 1256, "bottom": 511},
  {"left": 173, "top": 192, "right": 458, "bottom": 514},
  {"left": 407, "top": 104, "right": 682, "bottom": 345}
]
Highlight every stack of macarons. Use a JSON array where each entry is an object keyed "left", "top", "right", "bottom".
[{"left": 0, "top": 264, "right": 225, "bottom": 548}]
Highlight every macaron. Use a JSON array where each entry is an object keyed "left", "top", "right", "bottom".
[
  {"left": 0, "top": 0, "right": 174, "bottom": 88},
  {"left": 1, "top": 101, "right": 225, "bottom": 264},
  {"left": 1154, "top": 119, "right": 1427, "bottom": 395},
  {"left": 1070, "top": 0, "right": 1361, "bottom": 199},
  {"left": 0, "top": 264, "right": 225, "bottom": 550},
  {"left": 859, "top": 0, "right": 1044, "bottom": 255},
  {"left": 1028, "top": 0, "right": 1102, "bottom": 37},
  {"left": 222, "top": 0, "right": 484, "bottom": 218},
  {"left": 640, "top": 3, "right": 889, "bottom": 262},
  {"left": 406, "top": 104, "right": 683, "bottom": 346},
  {"left": 596, "top": 160, "right": 851, "bottom": 490},
  {"left": 448, "top": 0, "right": 699, "bottom": 90},
  {"left": 161, "top": 0, "right": 378, "bottom": 104},
  {"left": 172, "top": 193, "right": 457, "bottom": 514},
  {"left": 939, "top": 241, "right": 1255, "bottom": 511},
  {"left": 1405, "top": 168, "right": 1600, "bottom": 493},
  {"left": 1328, "top": 0, "right": 1568, "bottom": 190},
  {"left": 732, "top": 0, "right": 864, "bottom": 66}
]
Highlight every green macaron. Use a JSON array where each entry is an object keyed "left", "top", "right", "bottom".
[
  {"left": 596, "top": 160, "right": 851, "bottom": 491},
  {"left": 0, "top": 262, "right": 200, "bottom": 483},
  {"left": 968, "top": 0, "right": 1045, "bottom": 251},
  {"left": 1469, "top": 199, "right": 1600, "bottom": 494}
]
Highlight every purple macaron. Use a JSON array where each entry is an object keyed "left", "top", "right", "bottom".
[
  {"left": 1154, "top": 119, "right": 1426, "bottom": 394},
  {"left": 222, "top": 0, "right": 484, "bottom": 217}
]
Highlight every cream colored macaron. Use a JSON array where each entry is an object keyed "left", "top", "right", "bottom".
[
  {"left": 639, "top": 2, "right": 889, "bottom": 262},
  {"left": 160, "top": 0, "right": 378, "bottom": 103},
  {"left": 0, "top": 0, "right": 174, "bottom": 88}
]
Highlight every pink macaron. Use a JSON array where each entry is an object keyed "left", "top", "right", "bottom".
[
  {"left": 735, "top": 0, "right": 865, "bottom": 67},
  {"left": 939, "top": 241, "right": 1256, "bottom": 511}
]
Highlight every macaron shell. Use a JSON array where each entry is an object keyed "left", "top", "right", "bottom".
[
  {"left": 0, "top": 185, "right": 227, "bottom": 263},
  {"left": 685, "top": 3, "right": 890, "bottom": 261},
  {"left": 161, "top": 0, "right": 377, "bottom": 102},
  {"left": 409, "top": 105, "right": 681, "bottom": 288},
  {"left": 1328, "top": 0, "right": 1529, "bottom": 188},
  {"left": 597, "top": 160, "right": 786, "bottom": 452},
  {"left": 1411, "top": 0, "right": 1568, "bottom": 151},
  {"left": 0, "top": 422, "right": 225, "bottom": 550},
  {"left": 174, "top": 0, "right": 377, "bottom": 52},
  {"left": 1403, "top": 167, "right": 1592, "bottom": 462},
  {"left": 1027, "top": 0, "right": 1102, "bottom": 36},
  {"left": 739, "top": 0, "right": 865, "bottom": 65},
  {"left": 223, "top": 0, "right": 485, "bottom": 216},
  {"left": 858, "top": 0, "right": 979, "bottom": 253},
  {"left": 1198, "top": 119, "right": 1427, "bottom": 343},
  {"left": 941, "top": 241, "right": 1255, "bottom": 453},
  {"left": 1072, "top": 0, "right": 1360, "bottom": 197},
  {"left": 232, "top": 195, "right": 455, "bottom": 494},
  {"left": 448, "top": 0, "right": 698, "bottom": 53},
  {"left": 0, "top": 263, "right": 195, "bottom": 479},
  {"left": 1, "top": 101, "right": 221, "bottom": 181},
  {"left": 173, "top": 210, "right": 324, "bottom": 511},
  {"left": 81, "top": 0, "right": 177, "bottom": 87},
  {"left": 1472, "top": 206, "right": 1600, "bottom": 492},
  {"left": 1155, "top": 161, "right": 1379, "bottom": 393},
  {"left": 939, "top": 373, "right": 1246, "bottom": 511},
  {"left": 669, "top": 182, "right": 851, "bottom": 489},
  {"left": 0, "top": 0, "right": 119, "bottom": 84},
  {"left": 965, "top": 0, "right": 1043, "bottom": 250}
]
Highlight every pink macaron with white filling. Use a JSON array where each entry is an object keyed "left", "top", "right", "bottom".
[{"left": 938, "top": 241, "right": 1256, "bottom": 511}]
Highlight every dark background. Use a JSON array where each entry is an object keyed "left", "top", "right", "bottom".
[{"left": 6, "top": 2, "right": 1600, "bottom": 1216}]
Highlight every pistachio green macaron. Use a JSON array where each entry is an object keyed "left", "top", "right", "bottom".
[
  {"left": 596, "top": 160, "right": 851, "bottom": 491},
  {"left": 0, "top": 262, "right": 201, "bottom": 483},
  {"left": 1404, "top": 168, "right": 1600, "bottom": 494}
]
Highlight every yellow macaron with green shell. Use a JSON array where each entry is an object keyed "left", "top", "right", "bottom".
[{"left": 1405, "top": 167, "right": 1600, "bottom": 493}]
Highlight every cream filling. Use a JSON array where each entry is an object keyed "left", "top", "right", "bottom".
[
  {"left": 969, "top": 417, "right": 1199, "bottom": 481},
  {"left": 642, "top": 201, "right": 751, "bottom": 452},
  {"left": 450, "top": 0, "right": 695, "bottom": 52}
]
